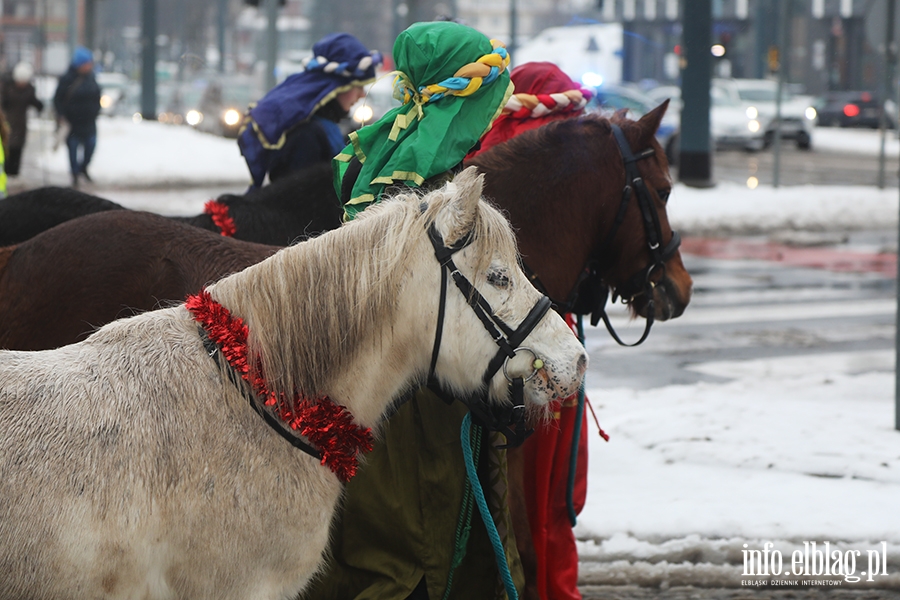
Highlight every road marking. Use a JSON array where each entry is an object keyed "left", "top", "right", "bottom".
[
  {"left": 604, "top": 298, "right": 895, "bottom": 327},
  {"left": 681, "top": 237, "right": 897, "bottom": 276}
]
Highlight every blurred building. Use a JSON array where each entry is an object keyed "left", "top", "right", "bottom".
[
  {"left": 2, "top": 0, "right": 891, "bottom": 99},
  {"left": 605, "top": 0, "right": 893, "bottom": 95},
  {"left": 0, "top": 0, "right": 70, "bottom": 74}
]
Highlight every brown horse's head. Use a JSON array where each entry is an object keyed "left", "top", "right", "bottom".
[
  {"left": 596, "top": 101, "right": 692, "bottom": 321},
  {"left": 467, "top": 101, "right": 691, "bottom": 325}
]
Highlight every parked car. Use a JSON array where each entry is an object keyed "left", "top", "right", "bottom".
[
  {"left": 346, "top": 73, "right": 396, "bottom": 134},
  {"left": 177, "top": 77, "right": 258, "bottom": 138},
  {"left": 645, "top": 84, "right": 765, "bottom": 152},
  {"left": 587, "top": 83, "right": 680, "bottom": 164},
  {"left": 815, "top": 90, "right": 897, "bottom": 129},
  {"left": 713, "top": 78, "right": 817, "bottom": 149},
  {"left": 95, "top": 71, "right": 131, "bottom": 117}
]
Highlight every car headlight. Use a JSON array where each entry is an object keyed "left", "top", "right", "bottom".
[
  {"left": 223, "top": 108, "right": 242, "bottom": 127},
  {"left": 353, "top": 104, "right": 374, "bottom": 124},
  {"left": 581, "top": 72, "right": 604, "bottom": 87},
  {"left": 805, "top": 106, "right": 817, "bottom": 120},
  {"left": 186, "top": 109, "right": 203, "bottom": 126},
  {"left": 100, "top": 94, "right": 113, "bottom": 109},
  {"left": 746, "top": 106, "right": 758, "bottom": 119},
  {"left": 748, "top": 119, "right": 760, "bottom": 133}
]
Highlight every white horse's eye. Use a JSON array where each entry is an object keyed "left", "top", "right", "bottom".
[{"left": 487, "top": 270, "right": 510, "bottom": 288}]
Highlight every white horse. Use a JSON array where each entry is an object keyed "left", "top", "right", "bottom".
[{"left": 0, "top": 167, "right": 586, "bottom": 600}]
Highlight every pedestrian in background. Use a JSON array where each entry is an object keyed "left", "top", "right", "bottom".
[
  {"left": 238, "top": 32, "right": 381, "bottom": 189},
  {"left": 2, "top": 61, "right": 44, "bottom": 177},
  {"left": 53, "top": 47, "right": 101, "bottom": 187}
]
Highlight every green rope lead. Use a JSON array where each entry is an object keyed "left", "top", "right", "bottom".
[
  {"left": 442, "top": 421, "right": 481, "bottom": 600},
  {"left": 566, "top": 314, "right": 588, "bottom": 527},
  {"left": 460, "top": 413, "right": 519, "bottom": 600}
]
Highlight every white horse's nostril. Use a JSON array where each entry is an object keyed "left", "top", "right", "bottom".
[{"left": 577, "top": 353, "right": 587, "bottom": 374}]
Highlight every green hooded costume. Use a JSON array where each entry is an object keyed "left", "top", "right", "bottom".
[
  {"left": 333, "top": 21, "right": 513, "bottom": 219},
  {"left": 306, "top": 22, "right": 523, "bottom": 600}
]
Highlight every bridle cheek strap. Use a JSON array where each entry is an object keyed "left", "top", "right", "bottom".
[
  {"left": 426, "top": 223, "right": 552, "bottom": 448},
  {"left": 585, "top": 123, "right": 681, "bottom": 346}
]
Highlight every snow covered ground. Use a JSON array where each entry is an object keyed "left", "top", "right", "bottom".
[{"left": 21, "top": 116, "right": 900, "bottom": 589}]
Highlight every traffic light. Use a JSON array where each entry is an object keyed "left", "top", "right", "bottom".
[{"left": 768, "top": 46, "right": 780, "bottom": 72}]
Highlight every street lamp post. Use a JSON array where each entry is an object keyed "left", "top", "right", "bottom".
[
  {"left": 265, "top": 0, "right": 279, "bottom": 91},
  {"left": 218, "top": 0, "right": 227, "bottom": 74},
  {"left": 509, "top": 0, "right": 517, "bottom": 56},
  {"left": 140, "top": 0, "right": 157, "bottom": 120},
  {"left": 679, "top": 0, "right": 713, "bottom": 188},
  {"left": 67, "top": 0, "right": 78, "bottom": 57}
]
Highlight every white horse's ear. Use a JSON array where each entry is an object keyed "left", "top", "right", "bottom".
[{"left": 434, "top": 166, "right": 484, "bottom": 246}]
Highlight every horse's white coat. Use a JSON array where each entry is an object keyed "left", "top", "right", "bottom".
[{"left": 0, "top": 168, "right": 585, "bottom": 600}]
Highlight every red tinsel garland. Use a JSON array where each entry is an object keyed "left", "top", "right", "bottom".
[
  {"left": 203, "top": 200, "right": 237, "bottom": 237},
  {"left": 185, "top": 289, "right": 373, "bottom": 481}
]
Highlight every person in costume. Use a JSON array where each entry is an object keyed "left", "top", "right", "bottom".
[
  {"left": 468, "top": 61, "right": 592, "bottom": 158},
  {"left": 334, "top": 21, "right": 511, "bottom": 218},
  {"left": 469, "top": 62, "right": 594, "bottom": 600},
  {"left": 304, "top": 21, "right": 517, "bottom": 600},
  {"left": 237, "top": 33, "right": 381, "bottom": 189}
]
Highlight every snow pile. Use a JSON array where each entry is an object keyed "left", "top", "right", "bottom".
[
  {"left": 577, "top": 535, "right": 900, "bottom": 589},
  {"left": 28, "top": 117, "right": 250, "bottom": 188},
  {"left": 669, "top": 182, "right": 899, "bottom": 235}
]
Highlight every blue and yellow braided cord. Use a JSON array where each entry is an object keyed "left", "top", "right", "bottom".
[{"left": 389, "top": 40, "right": 510, "bottom": 140}]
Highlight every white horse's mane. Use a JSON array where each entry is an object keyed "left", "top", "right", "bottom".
[{"left": 207, "top": 182, "right": 519, "bottom": 399}]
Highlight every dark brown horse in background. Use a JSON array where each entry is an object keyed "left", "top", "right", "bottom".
[
  {"left": 0, "top": 104, "right": 690, "bottom": 598},
  {"left": 0, "top": 163, "right": 341, "bottom": 247},
  {"left": 0, "top": 211, "right": 278, "bottom": 350}
]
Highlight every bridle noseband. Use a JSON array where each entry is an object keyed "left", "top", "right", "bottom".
[
  {"left": 543, "top": 122, "right": 681, "bottom": 346},
  {"left": 426, "top": 222, "right": 552, "bottom": 448}
]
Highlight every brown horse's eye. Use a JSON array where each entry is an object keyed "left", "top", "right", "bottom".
[
  {"left": 487, "top": 270, "right": 510, "bottom": 289},
  {"left": 657, "top": 189, "right": 671, "bottom": 203}
]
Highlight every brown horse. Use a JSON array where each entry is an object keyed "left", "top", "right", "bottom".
[
  {"left": 0, "top": 162, "right": 341, "bottom": 247},
  {"left": 0, "top": 105, "right": 688, "bottom": 351},
  {"left": 0, "top": 211, "right": 279, "bottom": 351},
  {"left": 0, "top": 105, "right": 691, "bottom": 598}
]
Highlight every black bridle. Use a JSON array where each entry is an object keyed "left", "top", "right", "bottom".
[
  {"left": 426, "top": 222, "right": 552, "bottom": 448},
  {"left": 535, "top": 122, "right": 681, "bottom": 346}
]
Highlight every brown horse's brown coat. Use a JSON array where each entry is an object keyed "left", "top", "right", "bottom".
[{"left": 0, "top": 211, "right": 278, "bottom": 351}]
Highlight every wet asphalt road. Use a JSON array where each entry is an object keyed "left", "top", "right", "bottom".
[{"left": 705, "top": 136, "right": 900, "bottom": 188}]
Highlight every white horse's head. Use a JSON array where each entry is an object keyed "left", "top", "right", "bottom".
[
  {"left": 209, "top": 166, "right": 587, "bottom": 430},
  {"left": 424, "top": 167, "right": 587, "bottom": 414}
]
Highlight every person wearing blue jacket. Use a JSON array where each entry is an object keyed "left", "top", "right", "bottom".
[{"left": 53, "top": 47, "right": 101, "bottom": 187}]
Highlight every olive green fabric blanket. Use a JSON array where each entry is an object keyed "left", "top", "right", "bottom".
[{"left": 302, "top": 390, "right": 524, "bottom": 600}]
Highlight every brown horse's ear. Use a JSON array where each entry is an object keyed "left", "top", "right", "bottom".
[
  {"left": 637, "top": 99, "right": 670, "bottom": 145},
  {"left": 613, "top": 108, "right": 630, "bottom": 120}
]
